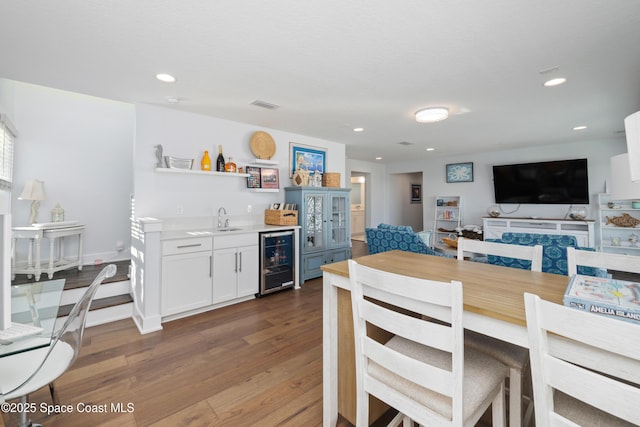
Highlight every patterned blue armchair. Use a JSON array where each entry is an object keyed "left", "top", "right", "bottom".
[
  {"left": 365, "top": 224, "right": 452, "bottom": 258},
  {"left": 487, "top": 232, "right": 604, "bottom": 276}
]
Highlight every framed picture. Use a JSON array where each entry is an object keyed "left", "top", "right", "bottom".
[
  {"left": 446, "top": 162, "right": 474, "bottom": 183},
  {"left": 289, "top": 142, "right": 326, "bottom": 177},
  {"left": 411, "top": 184, "right": 422, "bottom": 203},
  {"left": 246, "top": 166, "right": 261, "bottom": 188},
  {"left": 260, "top": 168, "right": 280, "bottom": 189}
]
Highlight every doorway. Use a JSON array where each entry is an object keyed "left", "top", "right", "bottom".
[{"left": 350, "top": 174, "right": 366, "bottom": 241}]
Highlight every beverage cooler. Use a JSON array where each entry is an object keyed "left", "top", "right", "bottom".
[{"left": 259, "top": 230, "right": 296, "bottom": 296}]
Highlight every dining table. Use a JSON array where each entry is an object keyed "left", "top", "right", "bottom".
[
  {"left": 320, "top": 250, "right": 571, "bottom": 427},
  {"left": 1, "top": 279, "right": 65, "bottom": 358}
]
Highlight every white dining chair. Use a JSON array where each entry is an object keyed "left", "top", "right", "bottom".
[
  {"left": 524, "top": 292, "right": 640, "bottom": 426},
  {"left": 567, "top": 246, "right": 640, "bottom": 276},
  {"left": 457, "top": 237, "right": 542, "bottom": 427},
  {"left": 456, "top": 237, "right": 543, "bottom": 272},
  {"left": 348, "top": 259, "right": 508, "bottom": 427},
  {"left": 0, "top": 264, "right": 117, "bottom": 427}
]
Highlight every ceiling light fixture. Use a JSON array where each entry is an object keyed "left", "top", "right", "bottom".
[
  {"left": 543, "top": 77, "right": 567, "bottom": 87},
  {"left": 426, "top": 148, "right": 435, "bottom": 152},
  {"left": 573, "top": 125, "right": 587, "bottom": 131},
  {"left": 415, "top": 107, "right": 449, "bottom": 123},
  {"left": 156, "top": 73, "right": 176, "bottom": 83},
  {"left": 353, "top": 127, "right": 364, "bottom": 132},
  {"left": 375, "top": 157, "right": 383, "bottom": 160}
]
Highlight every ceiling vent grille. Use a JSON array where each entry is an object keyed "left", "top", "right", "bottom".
[
  {"left": 250, "top": 100, "right": 280, "bottom": 110},
  {"left": 397, "top": 141, "right": 415, "bottom": 146}
]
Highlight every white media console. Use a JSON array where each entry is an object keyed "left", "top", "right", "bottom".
[{"left": 482, "top": 217, "right": 595, "bottom": 248}]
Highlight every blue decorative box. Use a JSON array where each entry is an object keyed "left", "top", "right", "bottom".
[{"left": 564, "top": 275, "right": 640, "bottom": 325}]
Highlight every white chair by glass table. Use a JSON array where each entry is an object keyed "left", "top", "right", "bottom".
[{"left": 12, "top": 222, "right": 85, "bottom": 281}]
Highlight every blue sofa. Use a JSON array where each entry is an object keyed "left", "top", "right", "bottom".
[
  {"left": 486, "top": 232, "right": 604, "bottom": 276},
  {"left": 365, "top": 224, "right": 451, "bottom": 257}
]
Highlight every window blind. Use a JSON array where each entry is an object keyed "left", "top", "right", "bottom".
[{"left": 0, "top": 114, "right": 17, "bottom": 191}]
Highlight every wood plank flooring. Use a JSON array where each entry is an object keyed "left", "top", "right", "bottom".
[{"left": 2, "top": 279, "right": 327, "bottom": 427}]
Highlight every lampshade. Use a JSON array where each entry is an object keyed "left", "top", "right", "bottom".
[
  {"left": 415, "top": 107, "right": 449, "bottom": 123},
  {"left": 18, "top": 180, "right": 45, "bottom": 201},
  {"left": 609, "top": 154, "right": 640, "bottom": 200}
]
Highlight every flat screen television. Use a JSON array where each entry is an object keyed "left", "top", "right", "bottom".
[{"left": 492, "top": 158, "right": 589, "bottom": 204}]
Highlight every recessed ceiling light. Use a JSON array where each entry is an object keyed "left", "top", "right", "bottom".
[
  {"left": 353, "top": 127, "right": 364, "bottom": 132},
  {"left": 156, "top": 73, "right": 176, "bottom": 83},
  {"left": 166, "top": 97, "right": 181, "bottom": 104},
  {"left": 415, "top": 107, "right": 449, "bottom": 123},
  {"left": 573, "top": 125, "right": 587, "bottom": 131},
  {"left": 375, "top": 157, "right": 383, "bottom": 160},
  {"left": 426, "top": 148, "right": 435, "bottom": 152},
  {"left": 543, "top": 77, "right": 567, "bottom": 87}
]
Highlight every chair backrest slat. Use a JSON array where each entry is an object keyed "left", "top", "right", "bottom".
[
  {"left": 457, "top": 237, "right": 543, "bottom": 272},
  {"left": 567, "top": 247, "right": 640, "bottom": 276}
]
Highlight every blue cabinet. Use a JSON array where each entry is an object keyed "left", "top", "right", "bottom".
[{"left": 285, "top": 187, "right": 350, "bottom": 282}]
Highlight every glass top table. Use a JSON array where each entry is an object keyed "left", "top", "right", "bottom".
[{"left": 0, "top": 279, "right": 65, "bottom": 358}]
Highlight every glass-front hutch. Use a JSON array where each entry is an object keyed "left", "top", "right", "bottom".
[{"left": 285, "top": 187, "right": 350, "bottom": 282}]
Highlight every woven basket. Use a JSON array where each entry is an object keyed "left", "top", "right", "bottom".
[
  {"left": 322, "top": 172, "right": 340, "bottom": 187},
  {"left": 264, "top": 209, "right": 298, "bottom": 226}
]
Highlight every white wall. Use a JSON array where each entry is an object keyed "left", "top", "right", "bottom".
[
  {"left": 346, "top": 159, "right": 386, "bottom": 229},
  {"left": 133, "top": 104, "right": 347, "bottom": 219},
  {"left": 5, "top": 79, "right": 134, "bottom": 264},
  {"left": 386, "top": 137, "right": 626, "bottom": 234}
]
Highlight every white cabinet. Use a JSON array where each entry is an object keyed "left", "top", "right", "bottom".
[
  {"left": 597, "top": 193, "right": 640, "bottom": 255},
  {"left": 213, "top": 233, "right": 259, "bottom": 303},
  {"left": 433, "top": 196, "right": 462, "bottom": 247},
  {"left": 351, "top": 209, "right": 365, "bottom": 237},
  {"left": 161, "top": 237, "right": 212, "bottom": 316},
  {"left": 482, "top": 217, "right": 595, "bottom": 247}
]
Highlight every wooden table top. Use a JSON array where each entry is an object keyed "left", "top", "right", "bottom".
[{"left": 321, "top": 250, "right": 571, "bottom": 327}]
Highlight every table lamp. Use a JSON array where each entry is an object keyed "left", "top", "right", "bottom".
[
  {"left": 610, "top": 154, "right": 640, "bottom": 207},
  {"left": 18, "top": 179, "right": 45, "bottom": 224}
]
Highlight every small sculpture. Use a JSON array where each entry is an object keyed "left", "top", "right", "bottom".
[
  {"left": 606, "top": 213, "right": 640, "bottom": 227},
  {"left": 154, "top": 144, "right": 164, "bottom": 167}
]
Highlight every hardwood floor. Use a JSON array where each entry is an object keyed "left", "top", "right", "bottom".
[{"left": 2, "top": 279, "right": 327, "bottom": 427}]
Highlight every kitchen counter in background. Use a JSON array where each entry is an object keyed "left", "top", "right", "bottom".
[{"left": 130, "top": 216, "right": 300, "bottom": 334}]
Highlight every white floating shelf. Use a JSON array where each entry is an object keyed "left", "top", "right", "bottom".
[
  {"left": 155, "top": 168, "right": 250, "bottom": 177},
  {"left": 250, "top": 159, "right": 279, "bottom": 165},
  {"left": 249, "top": 188, "right": 280, "bottom": 193}
]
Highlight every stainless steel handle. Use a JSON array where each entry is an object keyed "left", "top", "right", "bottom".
[
  {"left": 262, "top": 231, "right": 294, "bottom": 238},
  {"left": 177, "top": 243, "right": 202, "bottom": 249},
  {"left": 234, "top": 252, "right": 238, "bottom": 273},
  {"left": 209, "top": 255, "right": 212, "bottom": 277},
  {"left": 239, "top": 251, "right": 242, "bottom": 272}
]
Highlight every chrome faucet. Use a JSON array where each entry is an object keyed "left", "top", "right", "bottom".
[{"left": 217, "top": 207, "right": 227, "bottom": 229}]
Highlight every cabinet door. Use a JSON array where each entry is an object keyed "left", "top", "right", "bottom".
[
  {"left": 213, "top": 247, "right": 238, "bottom": 303},
  {"left": 303, "top": 192, "right": 326, "bottom": 251},
  {"left": 237, "top": 244, "right": 259, "bottom": 298},
  {"left": 161, "top": 251, "right": 212, "bottom": 316},
  {"left": 329, "top": 192, "right": 350, "bottom": 248}
]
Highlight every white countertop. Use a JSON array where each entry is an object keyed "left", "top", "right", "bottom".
[{"left": 161, "top": 223, "right": 299, "bottom": 240}]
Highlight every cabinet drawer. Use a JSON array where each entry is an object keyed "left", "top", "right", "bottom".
[
  {"left": 163, "top": 237, "right": 212, "bottom": 255},
  {"left": 214, "top": 233, "right": 257, "bottom": 249}
]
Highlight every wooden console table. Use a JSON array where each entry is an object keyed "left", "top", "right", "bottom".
[{"left": 12, "top": 222, "right": 85, "bottom": 281}]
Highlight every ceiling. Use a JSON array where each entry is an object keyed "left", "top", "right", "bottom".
[{"left": 1, "top": 1, "right": 639, "bottom": 163}]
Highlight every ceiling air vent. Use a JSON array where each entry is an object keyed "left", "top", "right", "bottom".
[
  {"left": 250, "top": 100, "right": 280, "bottom": 110},
  {"left": 397, "top": 141, "right": 415, "bottom": 146}
]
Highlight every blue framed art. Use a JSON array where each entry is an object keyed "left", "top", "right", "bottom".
[
  {"left": 446, "top": 162, "right": 474, "bottom": 183},
  {"left": 289, "top": 142, "right": 326, "bottom": 177}
]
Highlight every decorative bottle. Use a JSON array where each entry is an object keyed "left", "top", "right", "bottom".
[
  {"left": 201, "top": 150, "right": 211, "bottom": 171},
  {"left": 216, "top": 146, "right": 226, "bottom": 172},
  {"left": 224, "top": 156, "right": 237, "bottom": 173}
]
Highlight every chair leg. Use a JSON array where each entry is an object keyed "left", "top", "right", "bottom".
[
  {"left": 508, "top": 366, "right": 522, "bottom": 427},
  {"left": 491, "top": 382, "right": 506, "bottom": 427},
  {"left": 49, "top": 381, "right": 60, "bottom": 406}
]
